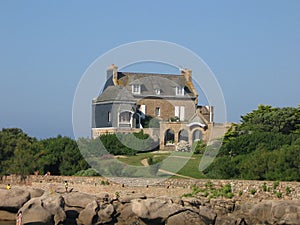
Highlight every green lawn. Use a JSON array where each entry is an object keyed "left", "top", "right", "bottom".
[
  {"left": 175, "top": 154, "right": 206, "bottom": 179},
  {"left": 117, "top": 152, "right": 170, "bottom": 166},
  {"left": 116, "top": 151, "right": 206, "bottom": 179}
]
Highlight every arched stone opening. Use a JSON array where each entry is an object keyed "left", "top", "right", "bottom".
[
  {"left": 164, "top": 129, "right": 175, "bottom": 145},
  {"left": 192, "top": 129, "right": 202, "bottom": 142},
  {"left": 178, "top": 129, "right": 189, "bottom": 142}
]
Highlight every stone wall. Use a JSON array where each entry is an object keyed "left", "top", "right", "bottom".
[{"left": 1, "top": 175, "right": 299, "bottom": 200}]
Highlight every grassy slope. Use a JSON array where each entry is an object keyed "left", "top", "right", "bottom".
[{"left": 117, "top": 151, "right": 205, "bottom": 179}]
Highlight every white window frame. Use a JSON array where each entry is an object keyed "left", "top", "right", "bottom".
[
  {"left": 132, "top": 84, "right": 141, "bottom": 94},
  {"left": 108, "top": 111, "right": 111, "bottom": 122},
  {"left": 155, "top": 107, "right": 160, "bottom": 116},
  {"left": 175, "top": 106, "right": 185, "bottom": 121},
  {"left": 154, "top": 88, "right": 160, "bottom": 95},
  {"left": 176, "top": 86, "right": 184, "bottom": 96}
]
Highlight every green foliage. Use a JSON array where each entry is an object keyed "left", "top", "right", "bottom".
[
  {"left": 74, "top": 168, "right": 100, "bottom": 176},
  {"left": 100, "top": 180, "right": 110, "bottom": 185},
  {"left": 261, "top": 182, "right": 268, "bottom": 192},
  {"left": 286, "top": 186, "right": 291, "bottom": 195},
  {"left": 276, "top": 191, "right": 282, "bottom": 198},
  {"left": 182, "top": 183, "right": 234, "bottom": 199},
  {"left": 142, "top": 115, "right": 160, "bottom": 128},
  {"left": 192, "top": 140, "right": 206, "bottom": 154},
  {"left": 0, "top": 128, "right": 89, "bottom": 176},
  {"left": 98, "top": 130, "right": 156, "bottom": 156},
  {"left": 205, "top": 181, "right": 214, "bottom": 190},
  {"left": 250, "top": 189, "right": 256, "bottom": 195},
  {"left": 273, "top": 181, "right": 280, "bottom": 190},
  {"left": 204, "top": 105, "right": 300, "bottom": 181}
]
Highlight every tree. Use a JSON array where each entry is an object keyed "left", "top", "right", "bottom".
[{"left": 205, "top": 105, "right": 300, "bottom": 181}]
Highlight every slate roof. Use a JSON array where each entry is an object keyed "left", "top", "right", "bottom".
[
  {"left": 188, "top": 113, "right": 207, "bottom": 127},
  {"left": 102, "top": 72, "right": 196, "bottom": 98},
  {"left": 93, "top": 86, "right": 135, "bottom": 104}
]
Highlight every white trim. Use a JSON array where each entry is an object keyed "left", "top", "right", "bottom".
[
  {"left": 118, "top": 110, "right": 134, "bottom": 128},
  {"left": 132, "top": 84, "right": 141, "bottom": 94},
  {"left": 175, "top": 86, "right": 184, "bottom": 96},
  {"left": 155, "top": 107, "right": 160, "bottom": 116},
  {"left": 180, "top": 106, "right": 185, "bottom": 121},
  {"left": 187, "top": 122, "right": 206, "bottom": 128}
]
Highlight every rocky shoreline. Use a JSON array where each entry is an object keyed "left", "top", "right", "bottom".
[{"left": 0, "top": 180, "right": 300, "bottom": 225}]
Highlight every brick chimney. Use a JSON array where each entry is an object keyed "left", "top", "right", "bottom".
[
  {"left": 180, "top": 68, "right": 192, "bottom": 82},
  {"left": 106, "top": 64, "right": 119, "bottom": 85}
]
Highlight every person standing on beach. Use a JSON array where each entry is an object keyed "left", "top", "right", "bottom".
[
  {"left": 16, "top": 211, "right": 22, "bottom": 225},
  {"left": 6, "top": 184, "right": 11, "bottom": 190}
]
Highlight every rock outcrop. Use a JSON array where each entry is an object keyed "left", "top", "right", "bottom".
[
  {"left": 1, "top": 186, "right": 300, "bottom": 225},
  {"left": 19, "top": 194, "right": 66, "bottom": 225},
  {"left": 0, "top": 187, "right": 44, "bottom": 220}
]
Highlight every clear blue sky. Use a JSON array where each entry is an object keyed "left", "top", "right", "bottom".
[{"left": 0, "top": 1, "right": 299, "bottom": 139}]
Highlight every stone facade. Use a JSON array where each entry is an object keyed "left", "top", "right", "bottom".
[{"left": 92, "top": 64, "right": 215, "bottom": 150}]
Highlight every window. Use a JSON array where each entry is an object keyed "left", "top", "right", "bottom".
[
  {"left": 155, "top": 107, "right": 160, "bottom": 116},
  {"left": 176, "top": 86, "right": 184, "bottom": 96},
  {"left": 108, "top": 111, "right": 111, "bottom": 122},
  {"left": 132, "top": 84, "right": 141, "bottom": 94},
  {"left": 154, "top": 88, "right": 160, "bottom": 95},
  {"left": 119, "top": 111, "right": 131, "bottom": 123},
  {"left": 175, "top": 106, "right": 185, "bottom": 121}
]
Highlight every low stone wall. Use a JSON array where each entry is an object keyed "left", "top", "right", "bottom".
[{"left": 1, "top": 175, "right": 300, "bottom": 200}]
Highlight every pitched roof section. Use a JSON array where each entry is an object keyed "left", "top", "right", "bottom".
[
  {"left": 103, "top": 71, "right": 197, "bottom": 99},
  {"left": 188, "top": 113, "right": 207, "bottom": 128},
  {"left": 93, "top": 86, "right": 135, "bottom": 104}
]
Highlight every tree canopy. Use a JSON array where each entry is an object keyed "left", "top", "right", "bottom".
[
  {"left": 0, "top": 128, "right": 89, "bottom": 176},
  {"left": 204, "top": 105, "right": 300, "bottom": 181}
]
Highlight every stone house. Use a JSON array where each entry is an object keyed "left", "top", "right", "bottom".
[{"left": 92, "top": 64, "right": 214, "bottom": 150}]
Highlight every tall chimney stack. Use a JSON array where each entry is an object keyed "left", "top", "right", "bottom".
[
  {"left": 180, "top": 68, "right": 192, "bottom": 82},
  {"left": 106, "top": 64, "right": 119, "bottom": 85}
]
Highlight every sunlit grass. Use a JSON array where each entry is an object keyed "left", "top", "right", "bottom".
[{"left": 116, "top": 151, "right": 206, "bottom": 179}]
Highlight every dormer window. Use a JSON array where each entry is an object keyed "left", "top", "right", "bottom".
[
  {"left": 176, "top": 86, "right": 184, "bottom": 96},
  {"left": 154, "top": 88, "right": 161, "bottom": 95},
  {"left": 132, "top": 84, "right": 141, "bottom": 94}
]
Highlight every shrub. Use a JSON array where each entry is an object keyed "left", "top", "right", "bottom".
[
  {"left": 276, "top": 191, "right": 282, "bottom": 198},
  {"left": 261, "top": 182, "right": 268, "bottom": 192},
  {"left": 205, "top": 181, "right": 214, "bottom": 190},
  {"left": 250, "top": 189, "right": 256, "bottom": 195},
  {"left": 74, "top": 168, "right": 100, "bottom": 176},
  {"left": 273, "top": 181, "right": 280, "bottom": 190},
  {"left": 286, "top": 186, "right": 291, "bottom": 195},
  {"left": 192, "top": 140, "right": 206, "bottom": 154}
]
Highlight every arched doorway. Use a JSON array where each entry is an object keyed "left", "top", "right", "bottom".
[
  {"left": 192, "top": 129, "right": 202, "bottom": 142},
  {"left": 178, "top": 129, "right": 189, "bottom": 142},
  {"left": 164, "top": 129, "right": 175, "bottom": 145}
]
